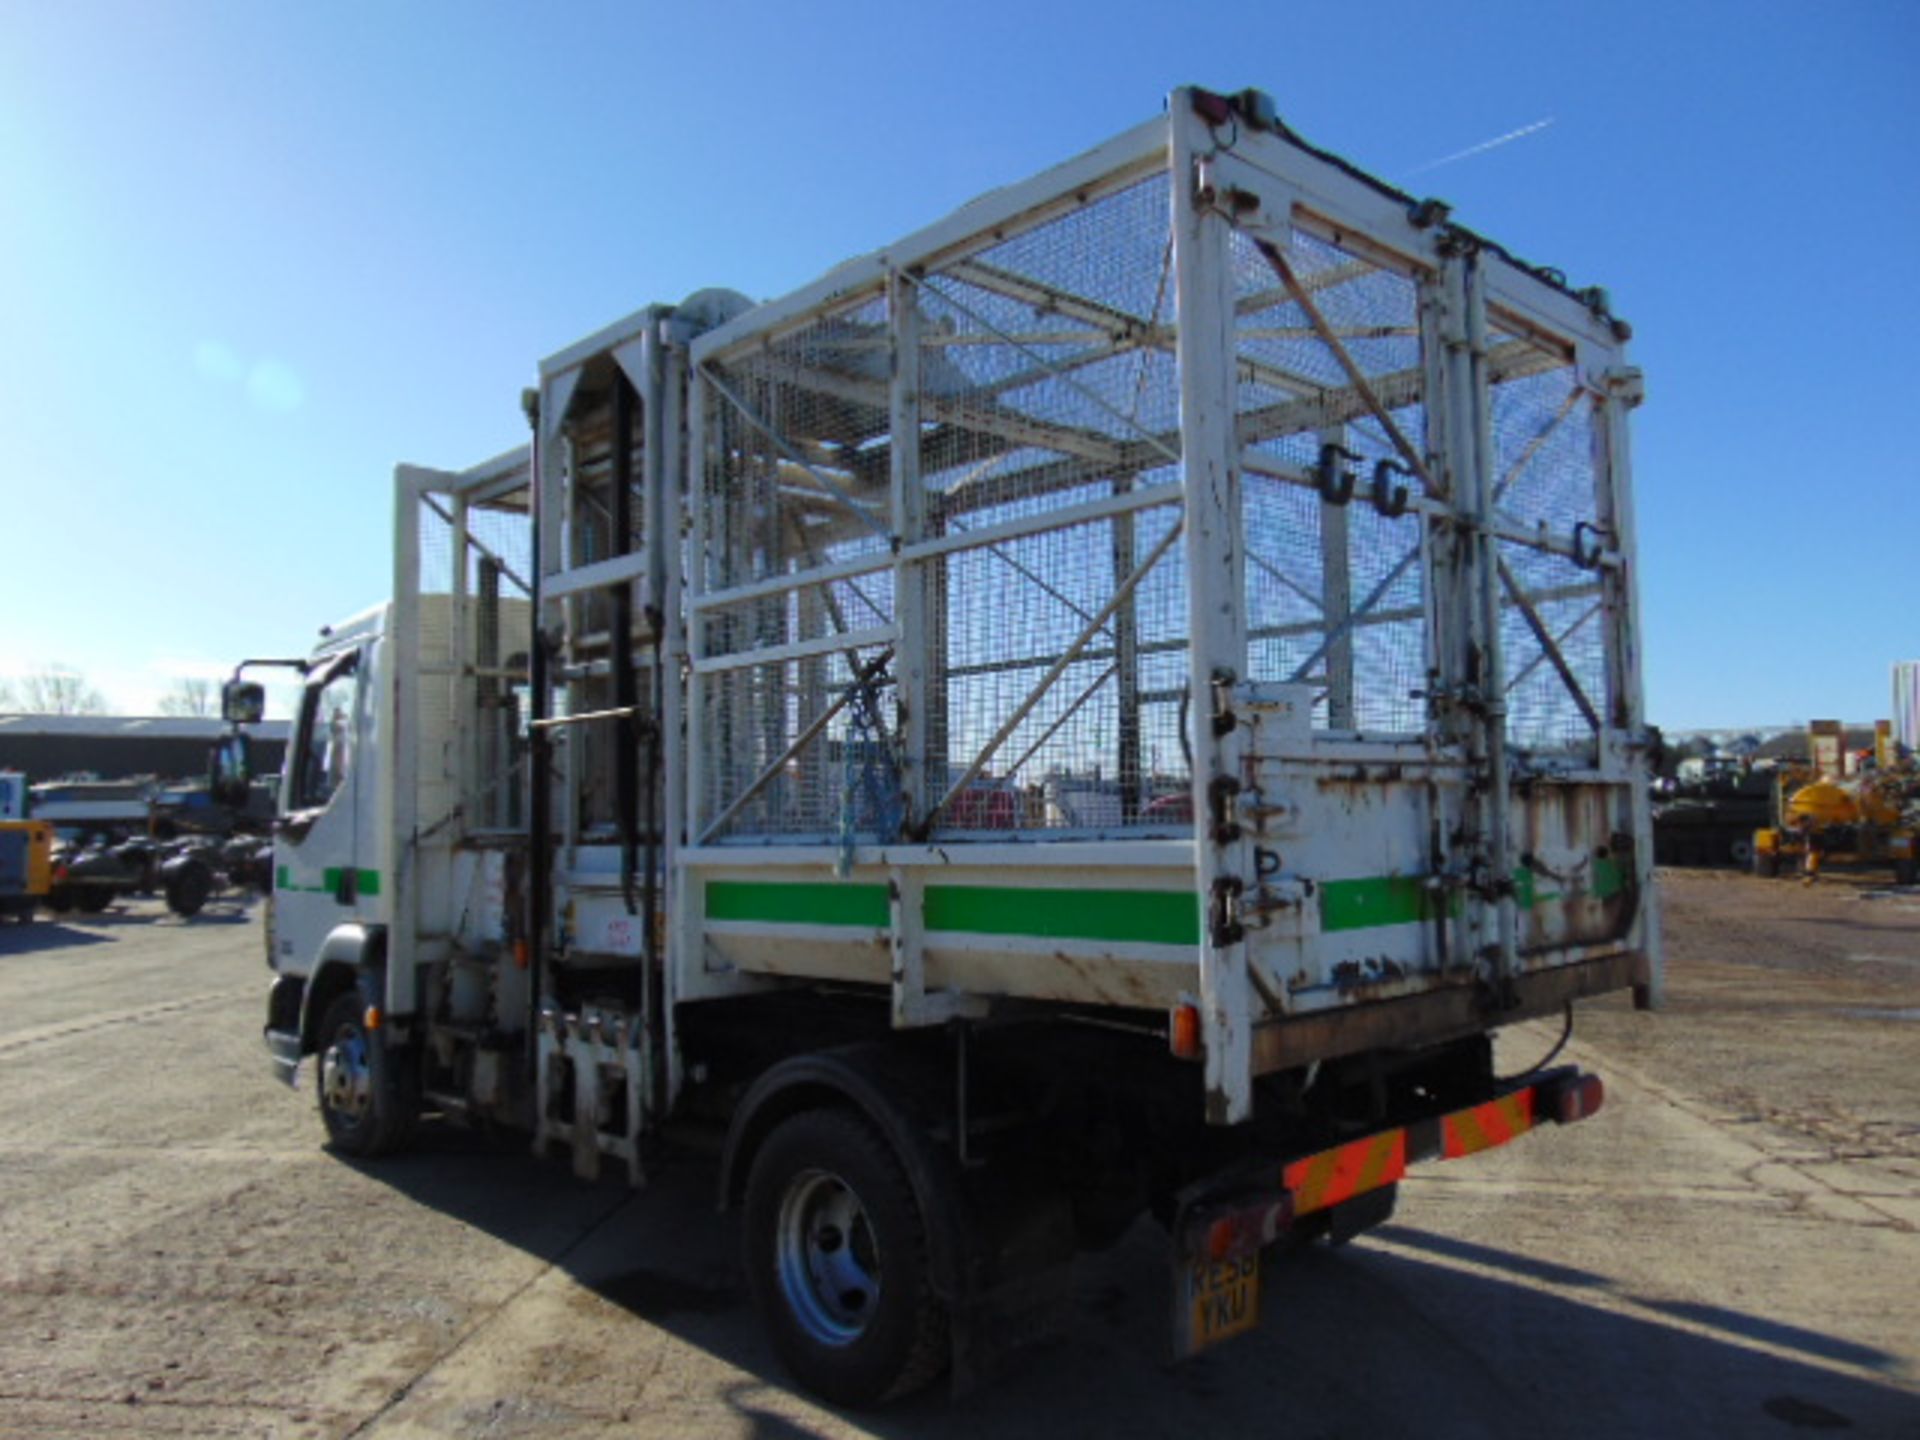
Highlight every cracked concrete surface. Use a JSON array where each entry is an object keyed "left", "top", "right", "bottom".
[{"left": 0, "top": 874, "right": 1915, "bottom": 1438}]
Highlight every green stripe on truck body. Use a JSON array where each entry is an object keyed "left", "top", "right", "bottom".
[
  {"left": 924, "top": 884, "right": 1200, "bottom": 946},
  {"left": 704, "top": 863, "right": 1628, "bottom": 945},
  {"left": 274, "top": 865, "right": 381, "bottom": 899},
  {"left": 703, "top": 880, "right": 1200, "bottom": 946},
  {"left": 1318, "top": 875, "right": 1458, "bottom": 934}
]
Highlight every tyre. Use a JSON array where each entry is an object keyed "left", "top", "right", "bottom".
[
  {"left": 1726, "top": 837, "right": 1754, "bottom": 869},
  {"left": 316, "top": 991, "right": 417, "bottom": 1157},
  {"left": 1896, "top": 858, "right": 1917, "bottom": 887},
  {"left": 44, "top": 886, "right": 74, "bottom": 914},
  {"left": 74, "top": 888, "right": 113, "bottom": 914},
  {"left": 1754, "top": 850, "right": 1780, "bottom": 879},
  {"left": 164, "top": 859, "right": 213, "bottom": 917},
  {"left": 743, "top": 1109, "right": 949, "bottom": 1407}
]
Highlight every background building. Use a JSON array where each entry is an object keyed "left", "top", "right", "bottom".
[{"left": 0, "top": 715, "right": 289, "bottom": 782}]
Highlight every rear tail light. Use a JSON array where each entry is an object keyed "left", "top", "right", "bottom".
[
  {"left": 1170, "top": 1001, "right": 1202, "bottom": 1059},
  {"left": 1188, "top": 1192, "right": 1295, "bottom": 1264},
  {"left": 1546, "top": 1073, "right": 1605, "bottom": 1125}
]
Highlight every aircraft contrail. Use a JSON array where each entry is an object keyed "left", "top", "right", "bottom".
[{"left": 1404, "top": 117, "right": 1555, "bottom": 178}]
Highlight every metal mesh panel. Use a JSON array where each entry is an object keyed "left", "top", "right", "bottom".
[
  {"left": 696, "top": 289, "right": 904, "bottom": 843},
  {"left": 701, "top": 294, "right": 895, "bottom": 594},
  {"left": 917, "top": 175, "right": 1183, "bottom": 835},
  {"left": 697, "top": 644, "right": 899, "bottom": 843},
  {"left": 1234, "top": 223, "right": 1430, "bottom": 734},
  {"left": 411, "top": 495, "right": 461, "bottom": 839},
  {"left": 1486, "top": 319, "right": 1609, "bottom": 752},
  {"left": 1499, "top": 542, "right": 1609, "bottom": 751},
  {"left": 1488, "top": 330, "right": 1598, "bottom": 535},
  {"left": 695, "top": 170, "right": 1189, "bottom": 842},
  {"left": 1230, "top": 227, "right": 1423, "bottom": 403},
  {"left": 416, "top": 498, "right": 457, "bottom": 603},
  {"left": 935, "top": 498, "right": 1182, "bottom": 834},
  {"left": 409, "top": 484, "right": 534, "bottom": 835}
]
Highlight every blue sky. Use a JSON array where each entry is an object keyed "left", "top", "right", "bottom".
[{"left": 2, "top": 0, "right": 1913, "bottom": 728}]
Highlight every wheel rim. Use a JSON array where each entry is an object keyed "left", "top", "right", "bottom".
[
  {"left": 775, "top": 1167, "right": 881, "bottom": 1346},
  {"left": 320, "top": 1023, "right": 373, "bottom": 1123}
]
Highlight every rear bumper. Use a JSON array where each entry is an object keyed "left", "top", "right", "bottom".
[{"left": 1173, "top": 1065, "right": 1605, "bottom": 1357}]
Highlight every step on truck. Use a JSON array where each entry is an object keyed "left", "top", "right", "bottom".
[{"left": 243, "top": 87, "right": 1657, "bottom": 1406}]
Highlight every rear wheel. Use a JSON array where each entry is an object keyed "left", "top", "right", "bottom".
[
  {"left": 74, "top": 888, "right": 112, "bottom": 914},
  {"left": 743, "top": 1109, "right": 948, "bottom": 1407},
  {"left": 316, "top": 991, "right": 417, "bottom": 1156},
  {"left": 1754, "top": 849, "right": 1780, "bottom": 879},
  {"left": 1895, "top": 858, "right": 1917, "bottom": 887}
]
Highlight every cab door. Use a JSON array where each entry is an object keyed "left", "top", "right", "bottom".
[{"left": 272, "top": 647, "right": 371, "bottom": 972}]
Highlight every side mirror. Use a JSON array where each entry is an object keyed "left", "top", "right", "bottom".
[
  {"left": 222, "top": 680, "right": 267, "bottom": 725},
  {"left": 209, "top": 733, "right": 254, "bottom": 808}
]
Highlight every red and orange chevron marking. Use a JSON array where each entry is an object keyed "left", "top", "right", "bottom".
[
  {"left": 1283, "top": 1130, "right": 1407, "bottom": 1217},
  {"left": 1278, "top": 1087, "right": 1544, "bottom": 1218},
  {"left": 1441, "top": 1090, "right": 1535, "bottom": 1159}
]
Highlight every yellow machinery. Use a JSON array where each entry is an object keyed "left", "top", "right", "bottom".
[
  {"left": 1, "top": 771, "right": 54, "bottom": 920},
  {"left": 1754, "top": 721, "right": 1919, "bottom": 882},
  {"left": 0, "top": 819, "right": 54, "bottom": 921}
]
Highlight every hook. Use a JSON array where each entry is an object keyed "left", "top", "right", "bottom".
[
  {"left": 1317, "top": 442, "right": 1358, "bottom": 505},
  {"left": 1572, "top": 520, "right": 1607, "bottom": 570},
  {"left": 1370, "top": 458, "right": 1412, "bottom": 519}
]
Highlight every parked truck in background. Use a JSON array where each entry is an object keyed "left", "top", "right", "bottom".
[{"left": 239, "top": 88, "right": 1657, "bottom": 1405}]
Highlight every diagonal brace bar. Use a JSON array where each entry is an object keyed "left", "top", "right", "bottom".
[
  {"left": 698, "top": 648, "right": 895, "bottom": 845},
  {"left": 699, "top": 364, "right": 892, "bottom": 542},
  {"left": 998, "top": 663, "right": 1120, "bottom": 788},
  {"left": 1287, "top": 544, "right": 1420, "bottom": 684},
  {"left": 1492, "top": 385, "right": 1586, "bottom": 508},
  {"left": 1505, "top": 600, "right": 1602, "bottom": 694},
  {"left": 1496, "top": 557, "right": 1602, "bottom": 732},
  {"left": 1254, "top": 241, "right": 1445, "bottom": 500},
  {"left": 924, "top": 518, "right": 1184, "bottom": 832},
  {"left": 421, "top": 494, "right": 533, "bottom": 596}
]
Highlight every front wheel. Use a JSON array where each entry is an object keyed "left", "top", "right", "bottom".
[
  {"left": 743, "top": 1109, "right": 949, "bottom": 1408},
  {"left": 316, "top": 991, "right": 417, "bottom": 1156}
]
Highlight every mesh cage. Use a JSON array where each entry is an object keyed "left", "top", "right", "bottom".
[
  {"left": 689, "top": 151, "right": 1630, "bottom": 843},
  {"left": 695, "top": 287, "right": 901, "bottom": 843},
  {"left": 695, "top": 170, "right": 1189, "bottom": 843},
  {"left": 1233, "top": 222, "right": 1430, "bottom": 733},
  {"left": 1486, "top": 314, "right": 1609, "bottom": 752},
  {"left": 411, "top": 480, "right": 534, "bottom": 836}
]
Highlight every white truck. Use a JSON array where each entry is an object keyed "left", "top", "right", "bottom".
[{"left": 239, "top": 87, "right": 1656, "bottom": 1405}]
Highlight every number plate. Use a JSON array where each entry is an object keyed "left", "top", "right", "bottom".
[{"left": 1182, "top": 1254, "right": 1260, "bottom": 1354}]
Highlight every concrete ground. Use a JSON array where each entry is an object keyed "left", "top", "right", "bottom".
[{"left": 0, "top": 872, "right": 1915, "bottom": 1438}]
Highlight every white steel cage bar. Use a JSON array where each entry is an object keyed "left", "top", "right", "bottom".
[{"left": 652, "top": 86, "right": 1654, "bottom": 1120}]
